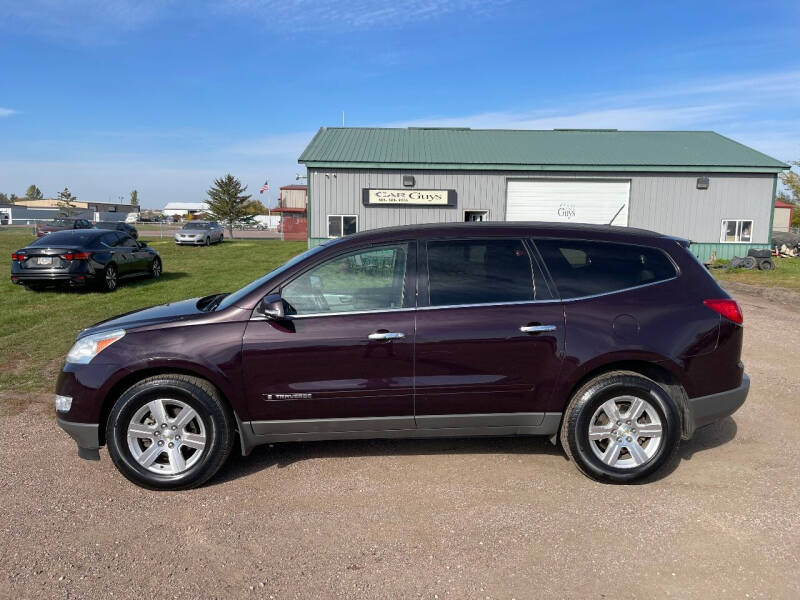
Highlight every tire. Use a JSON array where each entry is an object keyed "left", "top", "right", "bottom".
[
  {"left": 150, "top": 257, "right": 162, "bottom": 279},
  {"left": 747, "top": 248, "right": 771, "bottom": 259},
  {"left": 560, "top": 371, "right": 681, "bottom": 483},
  {"left": 106, "top": 374, "right": 234, "bottom": 490},
  {"left": 101, "top": 263, "right": 118, "bottom": 292},
  {"left": 758, "top": 259, "right": 775, "bottom": 271},
  {"left": 742, "top": 256, "right": 757, "bottom": 269},
  {"left": 219, "top": 234, "right": 223, "bottom": 243},
  {"left": 205, "top": 236, "right": 210, "bottom": 246}
]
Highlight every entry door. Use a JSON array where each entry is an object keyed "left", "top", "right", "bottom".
[
  {"left": 242, "top": 242, "right": 416, "bottom": 429},
  {"left": 414, "top": 238, "right": 565, "bottom": 426}
]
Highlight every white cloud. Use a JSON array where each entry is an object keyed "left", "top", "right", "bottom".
[
  {"left": 217, "top": 0, "right": 505, "bottom": 31},
  {"left": 386, "top": 69, "right": 800, "bottom": 162},
  {"left": 0, "top": 107, "right": 15, "bottom": 117},
  {"left": 0, "top": 0, "right": 506, "bottom": 41},
  {"left": 228, "top": 131, "right": 316, "bottom": 158},
  {"left": 389, "top": 104, "right": 737, "bottom": 131},
  {"left": 0, "top": 0, "right": 173, "bottom": 41}
]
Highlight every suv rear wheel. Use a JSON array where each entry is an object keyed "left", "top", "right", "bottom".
[
  {"left": 560, "top": 371, "right": 681, "bottom": 483},
  {"left": 106, "top": 374, "right": 234, "bottom": 490}
]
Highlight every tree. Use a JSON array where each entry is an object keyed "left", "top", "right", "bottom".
[
  {"left": 242, "top": 198, "right": 268, "bottom": 215},
  {"left": 25, "top": 185, "right": 44, "bottom": 201},
  {"left": 205, "top": 174, "right": 251, "bottom": 238},
  {"left": 9, "top": 193, "right": 20, "bottom": 203},
  {"left": 0, "top": 192, "right": 8, "bottom": 203},
  {"left": 56, "top": 187, "right": 78, "bottom": 216},
  {"left": 130, "top": 189, "right": 139, "bottom": 206},
  {"left": 779, "top": 160, "right": 800, "bottom": 203}
]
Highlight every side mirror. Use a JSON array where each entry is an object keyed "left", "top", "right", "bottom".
[
  {"left": 257, "top": 293, "right": 285, "bottom": 320},
  {"left": 138, "top": 241, "right": 148, "bottom": 248}
]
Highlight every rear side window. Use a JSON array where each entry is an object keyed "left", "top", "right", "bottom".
[
  {"left": 535, "top": 239, "right": 677, "bottom": 299},
  {"left": 427, "top": 239, "right": 551, "bottom": 306}
]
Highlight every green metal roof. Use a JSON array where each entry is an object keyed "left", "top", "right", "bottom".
[{"left": 298, "top": 127, "right": 789, "bottom": 173}]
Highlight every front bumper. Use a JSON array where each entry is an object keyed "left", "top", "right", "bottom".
[
  {"left": 685, "top": 373, "right": 750, "bottom": 438},
  {"left": 56, "top": 416, "right": 101, "bottom": 460},
  {"left": 175, "top": 237, "right": 205, "bottom": 245}
]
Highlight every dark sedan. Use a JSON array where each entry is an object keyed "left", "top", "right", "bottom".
[
  {"left": 95, "top": 221, "right": 139, "bottom": 239},
  {"left": 35, "top": 218, "right": 93, "bottom": 237},
  {"left": 11, "top": 229, "right": 161, "bottom": 291}
]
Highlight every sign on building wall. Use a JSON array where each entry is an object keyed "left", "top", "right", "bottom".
[{"left": 362, "top": 189, "right": 456, "bottom": 207}]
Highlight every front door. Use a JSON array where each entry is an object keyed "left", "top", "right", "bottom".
[
  {"left": 242, "top": 242, "right": 416, "bottom": 433},
  {"left": 414, "top": 238, "right": 565, "bottom": 428}
]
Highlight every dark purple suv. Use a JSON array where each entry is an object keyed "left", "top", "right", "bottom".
[{"left": 55, "top": 223, "right": 748, "bottom": 489}]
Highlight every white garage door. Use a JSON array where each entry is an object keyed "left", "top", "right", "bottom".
[{"left": 506, "top": 179, "right": 630, "bottom": 226}]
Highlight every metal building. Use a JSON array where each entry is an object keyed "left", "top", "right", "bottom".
[{"left": 298, "top": 128, "right": 789, "bottom": 260}]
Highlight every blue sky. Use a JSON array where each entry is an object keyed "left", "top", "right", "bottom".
[{"left": 0, "top": 0, "right": 798, "bottom": 208}]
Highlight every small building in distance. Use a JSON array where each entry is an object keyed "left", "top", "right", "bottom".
[
  {"left": 0, "top": 198, "right": 139, "bottom": 225},
  {"left": 275, "top": 185, "right": 307, "bottom": 241},
  {"left": 773, "top": 200, "right": 794, "bottom": 233},
  {"left": 163, "top": 202, "right": 209, "bottom": 218}
]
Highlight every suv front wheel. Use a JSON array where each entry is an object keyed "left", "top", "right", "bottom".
[
  {"left": 560, "top": 371, "right": 681, "bottom": 483},
  {"left": 106, "top": 374, "right": 234, "bottom": 490}
]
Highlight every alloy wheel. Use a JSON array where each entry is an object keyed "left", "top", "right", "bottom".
[
  {"left": 126, "top": 398, "right": 207, "bottom": 475},
  {"left": 151, "top": 258, "right": 162, "bottom": 278},
  {"left": 105, "top": 265, "right": 117, "bottom": 291},
  {"left": 587, "top": 396, "right": 663, "bottom": 469}
]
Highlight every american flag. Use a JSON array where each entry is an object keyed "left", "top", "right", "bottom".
[{"left": 259, "top": 179, "right": 269, "bottom": 194}]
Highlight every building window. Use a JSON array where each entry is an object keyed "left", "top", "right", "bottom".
[
  {"left": 464, "top": 209, "right": 489, "bottom": 222},
  {"left": 720, "top": 220, "right": 753, "bottom": 243},
  {"left": 328, "top": 215, "right": 358, "bottom": 238}
]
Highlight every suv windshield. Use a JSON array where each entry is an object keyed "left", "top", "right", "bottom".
[
  {"left": 215, "top": 243, "right": 332, "bottom": 311},
  {"left": 49, "top": 219, "right": 74, "bottom": 227},
  {"left": 183, "top": 223, "right": 209, "bottom": 230}
]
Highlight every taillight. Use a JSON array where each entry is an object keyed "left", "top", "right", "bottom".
[
  {"left": 703, "top": 299, "right": 743, "bottom": 324},
  {"left": 60, "top": 252, "right": 92, "bottom": 261},
  {"left": 11, "top": 253, "right": 25, "bottom": 261}
]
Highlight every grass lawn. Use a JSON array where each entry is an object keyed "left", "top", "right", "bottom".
[
  {"left": 0, "top": 229, "right": 306, "bottom": 400},
  {"left": 711, "top": 257, "right": 800, "bottom": 293}
]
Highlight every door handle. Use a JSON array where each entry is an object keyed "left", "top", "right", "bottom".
[
  {"left": 520, "top": 324, "right": 557, "bottom": 334},
  {"left": 368, "top": 331, "right": 405, "bottom": 341}
]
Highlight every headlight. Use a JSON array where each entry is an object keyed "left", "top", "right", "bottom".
[{"left": 66, "top": 329, "right": 125, "bottom": 364}]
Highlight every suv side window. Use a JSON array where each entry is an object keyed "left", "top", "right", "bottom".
[
  {"left": 117, "top": 234, "right": 139, "bottom": 248},
  {"left": 426, "top": 239, "right": 549, "bottom": 306},
  {"left": 282, "top": 243, "right": 410, "bottom": 315},
  {"left": 535, "top": 239, "right": 677, "bottom": 299}
]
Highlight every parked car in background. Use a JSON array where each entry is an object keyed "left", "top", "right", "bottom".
[
  {"left": 174, "top": 221, "right": 224, "bottom": 245},
  {"left": 53, "top": 222, "right": 748, "bottom": 490},
  {"left": 95, "top": 221, "right": 139, "bottom": 239},
  {"left": 35, "top": 218, "right": 93, "bottom": 237},
  {"left": 11, "top": 229, "right": 162, "bottom": 291}
]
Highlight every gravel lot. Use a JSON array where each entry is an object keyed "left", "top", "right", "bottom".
[{"left": 1, "top": 290, "right": 798, "bottom": 599}]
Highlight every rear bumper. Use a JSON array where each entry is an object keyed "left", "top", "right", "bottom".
[
  {"left": 685, "top": 373, "right": 749, "bottom": 438},
  {"left": 11, "top": 273, "right": 94, "bottom": 285},
  {"left": 56, "top": 416, "right": 101, "bottom": 460}
]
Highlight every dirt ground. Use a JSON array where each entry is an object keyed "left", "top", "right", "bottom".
[{"left": 1, "top": 290, "right": 798, "bottom": 599}]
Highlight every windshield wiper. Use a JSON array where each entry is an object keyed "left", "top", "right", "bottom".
[{"left": 205, "top": 293, "right": 229, "bottom": 312}]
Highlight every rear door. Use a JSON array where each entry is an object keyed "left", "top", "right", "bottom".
[
  {"left": 114, "top": 234, "right": 142, "bottom": 274},
  {"left": 242, "top": 242, "right": 417, "bottom": 432},
  {"left": 414, "top": 237, "right": 565, "bottom": 428}
]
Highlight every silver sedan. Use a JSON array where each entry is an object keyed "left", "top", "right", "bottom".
[{"left": 174, "top": 221, "right": 224, "bottom": 246}]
